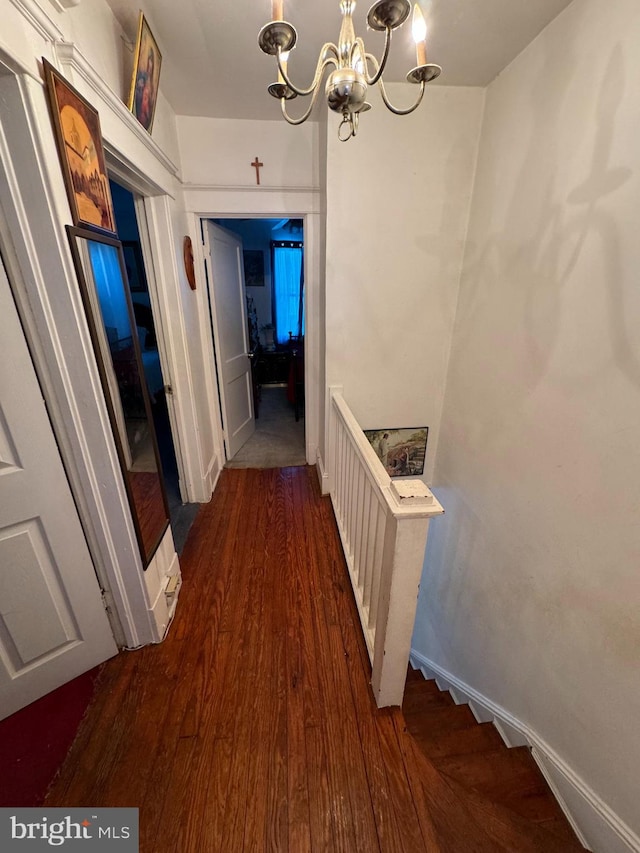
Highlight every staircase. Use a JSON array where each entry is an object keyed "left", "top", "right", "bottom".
[{"left": 402, "top": 667, "right": 586, "bottom": 851}]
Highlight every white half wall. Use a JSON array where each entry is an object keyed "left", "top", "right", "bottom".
[
  {"left": 413, "top": 0, "right": 640, "bottom": 848},
  {"left": 324, "top": 84, "right": 485, "bottom": 482}
]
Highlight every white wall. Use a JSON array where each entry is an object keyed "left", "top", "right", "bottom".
[
  {"left": 324, "top": 85, "right": 485, "bottom": 482},
  {"left": 177, "top": 116, "right": 318, "bottom": 188},
  {"left": 413, "top": 0, "right": 640, "bottom": 844}
]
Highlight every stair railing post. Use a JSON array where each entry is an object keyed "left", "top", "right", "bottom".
[
  {"left": 371, "top": 510, "right": 432, "bottom": 707},
  {"left": 326, "top": 384, "right": 343, "bottom": 496}
]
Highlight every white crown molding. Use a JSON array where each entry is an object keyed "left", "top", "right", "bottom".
[
  {"left": 410, "top": 650, "right": 640, "bottom": 853},
  {"left": 48, "top": 0, "right": 81, "bottom": 10},
  {"left": 182, "top": 183, "right": 321, "bottom": 194},
  {"left": 53, "top": 41, "right": 179, "bottom": 179},
  {"left": 182, "top": 184, "right": 321, "bottom": 217},
  {"left": 8, "top": 0, "right": 64, "bottom": 42}
]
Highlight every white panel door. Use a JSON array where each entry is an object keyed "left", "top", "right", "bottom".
[
  {"left": 0, "top": 254, "right": 117, "bottom": 721},
  {"left": 204, "top": 222, "right": 255, "bottom": 459}
]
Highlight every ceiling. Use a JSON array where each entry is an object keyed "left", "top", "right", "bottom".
[{"left": 104, "top": 0, "right": 574, "bottom": 121}]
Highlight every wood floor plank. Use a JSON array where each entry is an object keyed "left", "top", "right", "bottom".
[
  {"left": 340, "top": 615, "right": 425, "bottom": 853},
  {"left": 242, "top": 475, "right": 280, "bottom": 853},
  {"left": 326, "top": 623, "right": 381, "bottom": 853},
  {"left": 305, "top": 724, "right": 335, "bottom": 853}
]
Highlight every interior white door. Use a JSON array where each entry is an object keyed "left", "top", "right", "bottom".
[
  {"left": 204, "top": 222, "right": 255, "bottom": 459},
  {"left": 0, "top": 254, "right": 117, "bottom": 721}
]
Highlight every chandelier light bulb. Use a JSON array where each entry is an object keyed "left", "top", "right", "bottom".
[{"left": 412, "top": 4, "right": 427, "bottom": 66}]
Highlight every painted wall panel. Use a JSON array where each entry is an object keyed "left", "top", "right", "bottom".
[
  {"left": 413, "top": 0, "right": 640, "bottom": 840},
  {"left": 324, "top": 84, "right": 485, "bottom": 482}
]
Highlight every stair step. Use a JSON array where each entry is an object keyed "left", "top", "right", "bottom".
[
  {"left": 408, "top": 720, "right": 505, "bottom": 760},
  {"left": 403, "top": 702, "right": 478, "bottom": 736},
  {"left": 441, "top": 773, "right": 584, "bottom": 852},
  {"left": 397, "top": 723, "right": 515, "bottom": 852},
  {"left": 404, "top": 670, "right": 583, "bottom": 849},
  {"left": 405, "top": 666, "right": 426, "bottom": 684},
  {"left": 436, "top": 747, "right": 565, "bottom": 823},
  {"left": 402, "top": 683, "right": 455, "bottom": 716}
]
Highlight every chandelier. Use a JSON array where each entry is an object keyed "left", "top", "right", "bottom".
[{"left": 258, "top": 0, "right": 441, "bottom": 141}]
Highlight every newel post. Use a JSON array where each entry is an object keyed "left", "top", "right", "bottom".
[{"left": 371, "top": 480, "right": 442, "bottom": 708}]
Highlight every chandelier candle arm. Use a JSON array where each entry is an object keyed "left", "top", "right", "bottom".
[
  {"left": 281, "top": 72, "right": 330, "bottom": 125},
  {"left": 272, "top": 0, "right": 284, "bottom": 22},
  {"left": 275, "top": 45, "right": 338, "bottom": 98},
  {"left": 353, "top": 33, "right": 391, "bottom": 86},
  {"left": 376, "top": 69, "right": 425, "bottom": 115}
]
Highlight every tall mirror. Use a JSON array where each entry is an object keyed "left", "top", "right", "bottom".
[{"left": 68, "top": 226, "right": 169, "bottom": 566}]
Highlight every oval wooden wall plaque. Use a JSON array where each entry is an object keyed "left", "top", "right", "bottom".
[{"left": 183, "top": 235, "right": 196, "bottom": 290}]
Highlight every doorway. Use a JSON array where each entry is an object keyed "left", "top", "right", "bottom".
[
  {"left": 207, "top": 218, "right": 306, "bottom": 469},
  {"left": 109, "top": 180, "right": 199, "bottom": 553}
]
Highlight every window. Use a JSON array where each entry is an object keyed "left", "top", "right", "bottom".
[{"left": 272, "top": 242, "right": 304, "bottom": 345}]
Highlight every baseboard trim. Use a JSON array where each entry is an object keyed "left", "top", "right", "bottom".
[
  {"left": 316, "top": 451, "right": 330, "bottom": 495},
  {"left": 409, "top": 649, "right": 640, "bottom": 853},
  {"left": 204, "top": 453, "right": 221, "bottom": 500}
]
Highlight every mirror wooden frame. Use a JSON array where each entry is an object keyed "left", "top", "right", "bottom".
[{"left": 67, "top": 225, "right": 170, "bottom": 567}]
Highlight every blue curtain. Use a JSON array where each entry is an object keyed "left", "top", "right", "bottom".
[
  {"left": 273, "top": 245, "right": 303, "bottom": 344},
  {"left": 88, "top": 241, "right": 130, "bottom": 342}
]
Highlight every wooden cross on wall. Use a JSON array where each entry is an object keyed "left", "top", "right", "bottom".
[{"left": 251, "top": 157, "right": 264, "bottom": 185}]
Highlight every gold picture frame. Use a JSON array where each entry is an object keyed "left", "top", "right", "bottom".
[
  {"left": 364, "top": 427, "right": 429, "bottom": 477},
  {"left": 127, "top": 12, "right": 162, "bottom": 133},
  {"left": 43, "top": 58, "right": 116, "bottom": 236}
]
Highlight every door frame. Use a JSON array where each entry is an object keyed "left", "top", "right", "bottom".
[
  {"left": 106, "top": 171, "right": 190, "bottom": 506},
  {"left": 189, "top": 200, "right": 322, "bottom": 471}
]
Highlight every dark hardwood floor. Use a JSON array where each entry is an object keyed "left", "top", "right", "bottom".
[{"left": 46, "top": 467, "right": 582, "bottom": 851}]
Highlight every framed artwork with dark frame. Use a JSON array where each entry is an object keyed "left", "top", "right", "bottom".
[
  {"left": 127, "top": 12, "right": 163, "bottom": 133},
  {"left": 42, "top": 58, "right": 116, "bottom": 236},
  {"left": 122, "top": 240, "right": 148, "bottom": 292},
  {"left": 243, "top": 249, "right": 265, "bottom": 287},
  {"left": 364, "top": 427, "right": 429, "bottom": 478}
]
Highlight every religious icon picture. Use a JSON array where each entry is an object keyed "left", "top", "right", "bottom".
[
  {"left": 243, "top": 250, "right": 265, "bottom": 287},
  {"left": 364, "top": 427, "right": 429, "bottom": 478},
  {"left": 43, "top": 59, "right": 116, "bottom": 235},
  {"left": 127, "top": 12, "right": 162, "bottom": 132}
]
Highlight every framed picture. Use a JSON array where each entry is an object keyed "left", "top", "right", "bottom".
[
  {"left": 243, "top": 250, "right": 265, "bottom": 287},
  {"left": 364, "top": 427, "right": 429, "bottom": 478},
  {"left": 43, "top": 59, "right": 116, "bottom": 236},
  {"left": 122, "top": 241, "right": 147, "bottom": 292},
  {"left": 127, "top": 13, "right": 162, "bottom": 132}
]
